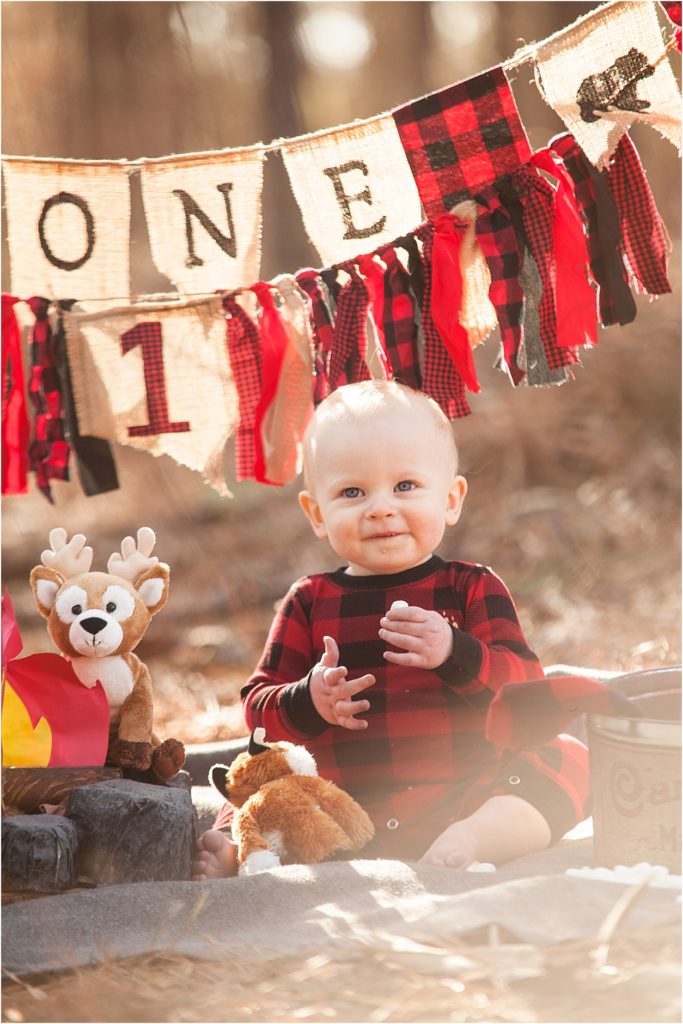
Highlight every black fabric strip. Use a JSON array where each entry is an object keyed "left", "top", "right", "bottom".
[
  {"left": 581, "top": 155, "right": 637, "bottom": 326},
  {"left": 55, "top": 302, "right": 120, "bottom": 496}
]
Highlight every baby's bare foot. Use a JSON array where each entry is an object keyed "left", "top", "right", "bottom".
[{"left": 192, "top": 829, "right": 238, "bottom": 880}]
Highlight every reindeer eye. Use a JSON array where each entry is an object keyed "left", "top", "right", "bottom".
[
  {"left": 106, "top": 601, "right": 116, "bottom": 613},
  {"left": 71, "top": 604, "right": 82, "bottom": 615}
]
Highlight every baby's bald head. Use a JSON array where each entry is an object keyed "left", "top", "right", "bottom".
[{"left": 302, "top": 380, "right": 459, "bottom": 491}]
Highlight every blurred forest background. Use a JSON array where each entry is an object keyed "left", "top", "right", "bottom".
[{"left": 2, "top": 1, "right": 681, "bottom": 746}]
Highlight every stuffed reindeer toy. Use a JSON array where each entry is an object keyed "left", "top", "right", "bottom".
[
  {"left": 30, "top": 527, "right": 185, "bottom": 781},
  {"left": 210, "top": 727, "right": 375, "bottom": 874}
]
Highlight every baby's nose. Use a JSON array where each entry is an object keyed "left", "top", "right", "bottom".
[{"left": 366, "top": 495, "right": 396, "bottom": 517}]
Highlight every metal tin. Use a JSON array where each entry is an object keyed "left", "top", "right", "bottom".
[{"left": 587, "top": 668, "right": 681, "bottom": 873}]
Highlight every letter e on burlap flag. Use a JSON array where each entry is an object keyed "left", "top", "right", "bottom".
[
  {"left": 281, "top": 116, "right": 423, "bottom": 266},
  {"left": 393, "top": 68, "right": 532, "bottom": 218},
  {"left": 65, "top": 296, "right": 238, "bottom": 495},
  {"left": 534, "top": 0, "right": 682, "bottom": 167},
  {"left": 140, "top": 147, "right": 265, "bottom": 294},
  {"left": 2, "top": 158, "right": 130, "bottom": 310}
]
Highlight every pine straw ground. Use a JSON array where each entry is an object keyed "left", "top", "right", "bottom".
[{"left": 2, "top": 919, "right": 680, "bottom": 1023}]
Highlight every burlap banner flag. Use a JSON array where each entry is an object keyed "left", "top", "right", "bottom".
[
  {"left": 534, "top": 0, "right": 682, "bottom": 168},
  {"left": 2, "top": 158, "right": 130, "bottom": 310},
  {"left": 393, "top": 68, "right": 532, "bottom": 218},
  {"left": 65, "top": 296, "right": 238, "bottom": 495},
  {"left": 281, "top": 115, "right": 423, "bottom": 266},
  {"left": 140, "top": 146, "right": 265, "bottom": 294}
]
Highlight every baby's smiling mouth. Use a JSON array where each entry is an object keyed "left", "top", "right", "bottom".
[{"left": 367, "top": 531, "right": 404, "bottom": 539}]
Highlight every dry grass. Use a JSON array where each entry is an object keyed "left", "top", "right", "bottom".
[{"left": 2, "top": 922, "right": 679, "bottom": 1023}]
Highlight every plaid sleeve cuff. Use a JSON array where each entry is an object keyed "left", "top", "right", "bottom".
[
  {"left": 434, "top": 627, "right": 483, "bottom": 686},
  {"left": 279, "top": 670, "right": 330, "bottom": 736}
]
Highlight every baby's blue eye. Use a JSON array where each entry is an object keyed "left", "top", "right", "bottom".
[
  {"left": 395, "top": 480, "right": 416, "bottom": 492},
  {"left": 341, "top": 487, "right": 363, "bottom": 499}
]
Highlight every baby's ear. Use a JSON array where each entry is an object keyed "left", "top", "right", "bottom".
[
  {"left": 445, "top": 475, "right": 468, "bottom": 527},
  {"left": 298, "top": 491, "right": 328, "bottom": 540},
  {"left": 135, "top": 563, "right": 170, "bottom": 615},
  {"left": 30, "top": 565, "right": 64, "bottom": 618}
]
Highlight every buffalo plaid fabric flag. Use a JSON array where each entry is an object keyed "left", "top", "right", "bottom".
[
  {"left": 393, "top": 67, "right": 532, "bottom": 218},
  {"left": 296, "top": 268, "right": 335, "bottom": 406},
  {"left": 26, "top": 296, "right": 70, "bottom": 503},
  {"left": 550, "top": 133, "right": 636, "bottom": 328},
  {"left": 414, "top": 224, "right": 470, "bottom": 419},
  {"left": 376, "top": 244, "right": 422, "bottom": 390},
  {"left": 605, "top": 133, "right": 672, "bottom": 298},
  {"left": 327, "top": 263, "right": 372, "bottom": 393}
]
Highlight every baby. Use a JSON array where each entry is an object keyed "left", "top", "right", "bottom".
[{"left": 193, "top": 380, "right": 589, "bottom": 878}]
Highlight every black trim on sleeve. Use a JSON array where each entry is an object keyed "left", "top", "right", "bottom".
[
  {"left": 435, "top": 627, "right": 483, "bottom": 686},
  {"left": 279, "top": 670, "right": 330, "bottom": 736}
]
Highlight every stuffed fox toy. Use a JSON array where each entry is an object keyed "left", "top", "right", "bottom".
[
  {"left": 30, "top": 527, "right": 184, "bottom": 781},
  {"left": 210, "top": 728, "right": 375, "bottom": 874}
]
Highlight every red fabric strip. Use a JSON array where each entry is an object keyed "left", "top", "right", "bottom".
[
  {"left": 251, "top": 282, "right": 289, "bottom": 486},
  {"left": 1, "top": 296, "right": 30, "bottom": 495},
  {"left": 430, "top": 214, "right": 480, "bottom": 393},
  {"left": 529, "top": 150, "right": 598, "bottom": 351}
]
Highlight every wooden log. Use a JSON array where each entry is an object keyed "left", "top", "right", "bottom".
[{"left": 2, "top": 766, "right": 122, "bottom": 813}]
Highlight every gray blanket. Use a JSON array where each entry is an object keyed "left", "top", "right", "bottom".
[{"left": 3, "top": 838, "right": 679, "bottom": 978}]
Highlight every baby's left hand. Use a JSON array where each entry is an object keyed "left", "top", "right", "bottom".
[{"left": 379, "top": 602, "right": 455, "bottom": 670}]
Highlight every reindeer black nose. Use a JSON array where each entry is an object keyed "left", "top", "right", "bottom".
[{"left": 80, "top": 616, "right": 107, "bottom": 636}]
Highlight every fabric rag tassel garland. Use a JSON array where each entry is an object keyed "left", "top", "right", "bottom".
[
  {"left": 605, "top": 133, "right": 672, "bottom": 297},
  {"left": 550, "top": 132, "right": 636, "bottom": 328},
  {"left": 376, "top": 244, "right": 422, "bottom": 391},
  {"left": 52, "top": 302, "right": 120, "bottom": 497},
  {"left": 26, "top": 296, "right": 71, "bottom": 503},
  {"left": 223, "top": 293, "right": 263, "bottom": 482},
  {"left": 326, "top": 262, "right": 373, "bottom": 392},
  {"left": 1, "top": 295, "right": 30, "bottom": 495},
  {"left": 296, "top": 269, "right": 335, "bottom": 406},
  {"left": 414, "top": 223, "right": 470, "bottom": 420}
]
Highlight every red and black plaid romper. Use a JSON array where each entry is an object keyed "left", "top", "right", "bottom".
[{"left": 216, "top": 556, "right": 590, "bottom": 859}]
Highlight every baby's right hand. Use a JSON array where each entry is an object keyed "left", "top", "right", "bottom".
[{"left": 309, "top": 636, "right": 375, "bottom": 730}]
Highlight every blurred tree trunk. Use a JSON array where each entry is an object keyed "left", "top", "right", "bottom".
[
  {"left": 363, "top": 2, "right": 433, "bottom": 107},
  {"left": 258, "top": 1, "right": 315, "bottom": 277}
]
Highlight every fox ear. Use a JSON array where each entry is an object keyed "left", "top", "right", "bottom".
[
  {"left": 135, "top": 563, "right": 170, "bottom": 615},
  {"left": 30, "top": 565, "right": 64, "bottom": 618}
]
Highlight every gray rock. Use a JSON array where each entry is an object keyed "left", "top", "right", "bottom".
[
  {"left": 2, "top": 814, "right": 79, "bottom": 893},
  {"left": 66, "top": 778, "right": 198, "bottom": 885}
]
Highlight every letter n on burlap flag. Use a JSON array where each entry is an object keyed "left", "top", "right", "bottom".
[
  {"left": 140, "top": 146, "right": 265, "bottom": 295},
  {"left": 392, "top": 68, "right": 532, "bottom": 218},
  {"left": 65, "top": 296, "right": 238, "bottom": 495},
  {"left": 534, "top": 0, "right": 682, "bottom": 167}
]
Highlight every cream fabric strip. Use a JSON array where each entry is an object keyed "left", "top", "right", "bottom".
[
  {"left": 281, "top": 115, "right": 423, "bottom": 266},
  {"left": 140, "top": 147, "right": 265, "bottom": 294},
  {"left": 65, "top": 295, "right": 238, "bottom": 495},
  {"left": 2, "top": 158, "right": 130, "bottom": 311},
  {"left": 261, "top": 275, "right": 315, "bottom": 484},
  {"left": 534, "top": 0, "right": 681, "bottom": 167},
  {"left": 452, "top": 200, "right": 497, "bottom": 349}
]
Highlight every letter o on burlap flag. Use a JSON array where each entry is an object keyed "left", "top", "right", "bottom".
[{"left": 2, "top": 158, "right": 130, "bottom": 311}]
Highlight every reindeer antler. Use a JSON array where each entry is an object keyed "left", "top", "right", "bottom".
[
  {"left": 40, "top": 528, "right": 94, "bottom": 579},
  {"left": 107, "top": 527, "right": 159, "bottom": 582}
]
